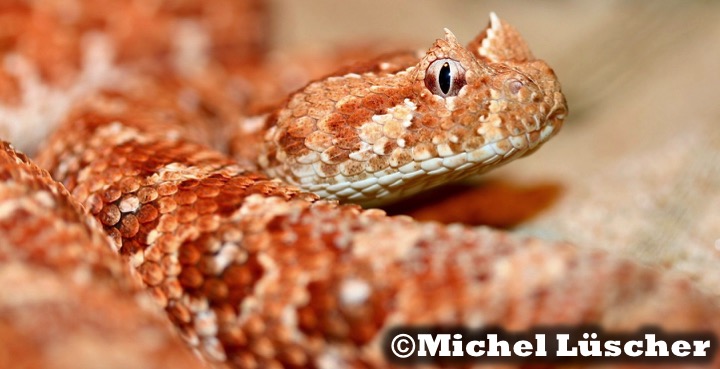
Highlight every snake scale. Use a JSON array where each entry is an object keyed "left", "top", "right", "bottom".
[{"left": 1, "top": 1, "right": 719, "bottom": 368}]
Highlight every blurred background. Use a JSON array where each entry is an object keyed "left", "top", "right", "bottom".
[{"left": 271, "top": 0, "right": 720, "bottom": 297}]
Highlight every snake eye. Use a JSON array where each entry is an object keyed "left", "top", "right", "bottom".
[{"left": 424, "top": 59, "right": 466, "bottom": 97}]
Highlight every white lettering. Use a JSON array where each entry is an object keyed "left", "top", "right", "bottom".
[
  {"left": 466, "top": 341, "right": 485, "bottom": 357},
  {"left": 417, "top": 334, "right": 450, "bottom": 356},
  {"left": 645, "top": 334, "right": 668, "bottom": 356},
  {"left": 604, "top": 340, "right": 621, "bottom": 357},
  {"left": 513, "top": 340, "right": 533, "bottom": 357},
  {"left": 452, "top": 334, "right": 464, "bottom": 356},
  {"left": 579, "top": 333, "right": 602, "bottom": 356},
  {"left": 556, "top": 334, "right": 577, "bottom": 356},
  {"left": 487, "top": 334, "right": 511, "bottom": 356},
  {"left": 693, "top": 340, "right": 711, "bottom": 356},
  {"left": 624, "top": 340, "right": 643, "bottom": 357},
  {"left": 534, "top": 334, "right": 547, "bottom": 356},
  {"left": 671, "top": 340, "right": 690, "bottom": 357}
]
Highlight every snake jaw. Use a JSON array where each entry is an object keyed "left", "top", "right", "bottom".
[{"left": 260, "top": 14, "right": 567, "bottom": 207}]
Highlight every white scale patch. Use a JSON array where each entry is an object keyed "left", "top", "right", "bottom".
[
  {"left": 151, "top": 162, "right": 208, "bottom": 182},
  {"left": 0, "top": 33, "right": 124, "bottom": 154},
  {"left": 339, "top": 278, "right": 371, "bottom": 306},
  {"left": 316, "top": 348, "right": 349, "bottom": 369},
  {"left": 367, "top": 98, "right": 417, "bottom": 139},
  {"left": 540, "top": 124, "right": 555, "bottom": 141},
  {"left": 171, "top": 20, "right": 211, "bottom": 77},
  {"left": 193, "top": 309, "right": 219, "bottom": 337},
  {"left": 118, "top": 195, "right": 140, "bottom": 213},
  {"left": 240, "top": 114, "right": 268, "bottom": 134},
  {"left": 0, "top": 186, "right": 55, "bottom": 220},
  {"left": 96, "top": 122, "right": 143, "bottom": 146},
  {"left": 294, "top": 99, "right": 420, "bottom": 201},
  {"left": 208, "top": 242, "right": 240, "bottom": 276},
  {"left": 149, "top": 162, "right": 242, "bottom": 184}
]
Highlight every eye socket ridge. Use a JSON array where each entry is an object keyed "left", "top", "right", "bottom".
[{"left": 424, "top": 58, "right": 467, "bottom": 98}]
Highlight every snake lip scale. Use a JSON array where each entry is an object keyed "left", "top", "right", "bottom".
[{"left": 2, "top": 4, "right": 718, "bottom": 369}]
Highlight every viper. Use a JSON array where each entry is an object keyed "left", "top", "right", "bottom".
[{"left": 1, "top": 3, "right": 718, "bottom": 369}]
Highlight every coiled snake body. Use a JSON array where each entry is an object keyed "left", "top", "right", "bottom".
[{"left": 0, "top": 3, "right": 718, "bottom": 369}]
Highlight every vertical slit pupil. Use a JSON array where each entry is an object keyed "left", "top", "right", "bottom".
[{"left": 439, "top": 62, "right": 452, "bottom": 94}]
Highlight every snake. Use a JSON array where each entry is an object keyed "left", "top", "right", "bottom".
[
  {"left": 244, "top": 14, "right": 566, "bottom": 207},
  {"left": 1, "top": 2, "right": 719, "bottom": 369}
]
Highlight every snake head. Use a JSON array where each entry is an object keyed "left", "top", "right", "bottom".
[{"left": 260, "top": 13, "right": 567, "bottom": 207}]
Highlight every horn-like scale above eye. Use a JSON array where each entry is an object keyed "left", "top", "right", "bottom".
[{"left": 424, "top": 59, "right": 467, "bottom": 97}]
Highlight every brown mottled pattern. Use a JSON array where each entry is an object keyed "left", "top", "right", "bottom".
[
  {"left": 32, "top": 85, "right": 720, "bottom": 368},
  {"left": 0, "top": 0, "right": 268, "bottom": 84},
  {"left": 0, "top": 142, "right": 205, "bottom": 369}
]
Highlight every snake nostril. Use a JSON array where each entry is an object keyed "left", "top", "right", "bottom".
[{"left": 507, "top": 79, "right": 524, "bottom": 95}]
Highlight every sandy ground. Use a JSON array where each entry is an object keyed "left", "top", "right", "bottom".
[{"left": 271, "top": 0, "right": 720, "bottom": 299}]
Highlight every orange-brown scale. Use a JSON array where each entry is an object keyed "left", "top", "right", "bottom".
[
  {"left": 35, "top": 86, "right": 720, "bottom": 368},
  {"left": 0, "top": 141, "right": 205, "bottom": 369},
  {"left": 0, "top": 0, "right": 268, "bottom": 85}
]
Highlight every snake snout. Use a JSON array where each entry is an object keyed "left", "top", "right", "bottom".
[
  {"left": 546, "top": 92, "right": 568, "bottom": 131},
  {"left": 522, "top": 61, "right": 568, "bottom": 141}
]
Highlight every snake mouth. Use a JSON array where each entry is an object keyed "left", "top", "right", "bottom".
[
  {"left": 518, "top": 100, "right": 566, "bottom": 160},
  {"left": 545, "top": 91, "right": 569, "bottom": 135},
  {"left": 333, "top": 117, "right": 563, "bottom": 207}
]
